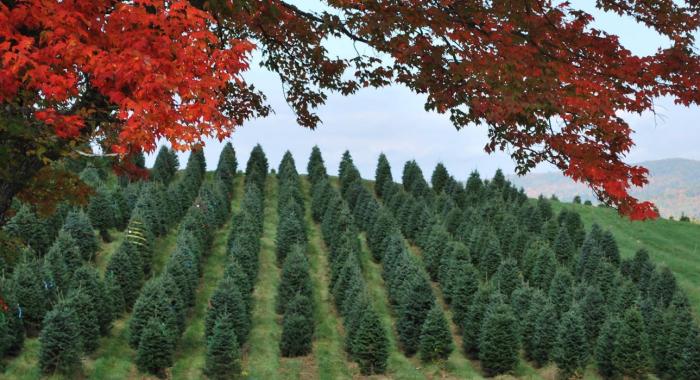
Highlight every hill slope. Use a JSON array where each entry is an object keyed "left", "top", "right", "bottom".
[
  {"left": 509, "top": 158, "right": 700, "bottom": 219},
  {"left": 550, "top": 201, "right": 700, "bottom": 317}
]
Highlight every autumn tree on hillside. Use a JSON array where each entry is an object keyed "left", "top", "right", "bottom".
[{"left": 2, "top": 0, "right": 700, "bottom": 223}]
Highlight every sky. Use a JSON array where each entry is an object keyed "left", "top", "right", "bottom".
[{"left": 146, "top": 1, "right": 700, "bottom": 184}]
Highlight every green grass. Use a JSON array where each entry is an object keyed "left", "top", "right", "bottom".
[
  {"left": 171, "top": 176, "right": 244, "bottom": 379},
  {"left": 552, "top": 202, "right": 700, "bottom": 317},
  {"left": 94, "top": 229, "right": 124, "bottom": 272},
  {"left": 243, "top": 176, "right": 286, "bottom": 380},
  {"left": 301, "top": 178, "right": 355, "bottom": 380}
]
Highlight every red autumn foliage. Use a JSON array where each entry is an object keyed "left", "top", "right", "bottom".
[{"left": 2, "top": 0, "right": 699, "bottom": 220}]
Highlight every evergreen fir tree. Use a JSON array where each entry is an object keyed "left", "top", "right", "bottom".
[
  {"left": 151, "top": 146, "right": 178, "bottom": 184},
  {"left": 307, "top": 146, "right": 327, "bottom": 185},
  {"left": 62, "top": 210, "right": 99, "bottom": 261},
  {"left": 279, "top": 308, "right": 314, "bottom": 357},
  {"left": 12, "top": 259, "right": 48, "bottom": 334},
  {"left": 205, "top": 277, "right": 249, "bottom": 344},
  {"left": 480, "top": 237, "right": 502, "bottom": 279},
  {"left": 88, "top": 186, "right": 114, "bottom": 241},
  {"left": 105, "top": 242, "right": 142, "bottom": 308},
  {"left": 0, "top": 278, "right": 24, "bottom": 356},
  {"left": 110, "top": 188, "right": 130, "bottom": 231},
  {"left": 135, "top": 318, "right": 174, "bottom": 377},
  {"left": 374, "top": 153, "right": 393, "bottom": 198},
  {"left": 215, "top": 142, "right": 238, "bottom": 194},
  {"left": 595, "top": 314, "right": 622, "bottom": 379},
  {"left": 530, "top": 245, "right": 557, "bottom": 290},
  {"left": 553, "top": 226, "right": 575, "bottom": 265},
  {"left": 419, "top": 305, "right": 453, "bottom": 362},
  {"left": 599, "top": 230, "right": 621, "bottom": 267},
  {"left": 276, "top": 246, "right": 312, "bottom": 313},
  {"left": 549, "top": 269, "right": 574, "bottom": 318},
  {"left": 103, "top": 271, "right": 125, "bottom": 318},
  {"left": 422, "top": 225, "right": 449, "bottom": 280},
  {"left": 649, "top": 266, "right": 677, "bottom": 307},
  {"left": 275, "top": 213, "right": 305, "bottom": 264},
  {"left": 561, "top": 210, "right": 585, "bottom": 248},
  {"left": 204, "top": 314, "right": 242, "bottom": 380},
  {"left": 666, "top": 293, "right": 694, "bottom": 379},
  {"left": 494, "top": 258, "right": 521, "bottom": 297},
  {"left": 581, "top": 286, "right": 606, "bottom": 345},
  {"left": 368, "top": 209, "right": 395, "bottom": 261},
  {"left": 71, "top": 266, "right": 111, "bottom": 334},
  {"left": 430, "top": 163, "right": 449, "bottom": 193},
  {"left": 529, "top": 300, "right": 558, "bottom": 367},
  {"left": 479, "top": 301, "right": 519, "bottom": 376},
  {"left": 613, "top": 307, "right": 650, "bottom": 379},
  {"left": 553, "top": 306, "right": 589, "bottom": 379},
  {"left": 462, "top": 286, "right": 491, "bottom": 357},
  {"left": 4, "top": 204, "right": 53, "bottom": 255},
  {"left": 680, "top": 325, "right": 700, "bottom": 380},
  {"left": 464, "top": 171, "right": 483, "bottom": 205},
  {"left": 396, "top": 273, "right": 435, "bottom": 356},
  {"left": 39, "top": 303, "right": 80, "bottom": 374},
  {"left": 447, "top": 262, "right": 479, "bottom": 329},
  {"left": 64, "top": 289, "right": 100, "bottom": 353},
  {"left": 353, "top": 305, "right": 389, "bottom": 375}
]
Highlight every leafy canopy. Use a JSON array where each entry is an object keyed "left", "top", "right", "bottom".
[{"left": 3, "top": 0, "right": 700, "bottom": 220}]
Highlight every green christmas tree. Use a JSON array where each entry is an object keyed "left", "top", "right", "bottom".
[
  {"left": 12, "top": 259, "right": 48, "bottom": 334},
  {"left": 548, "top": 269, "right": 574, "bottom": 318},
  {"left": 205, "top": 277, "right": 249, "bottom": 344},
  {"left": 204, "top": 313, "right": 242, "bottom": 380},
  {"left": 70, "top": 268, "right": 107, "bottom": 331},
  {"left": 151, "top": 146, "right": 178, "bottom": 184},
  {"left": 215, "top": 142, "right": 238, "bottom": 194},
  {"left": 613, "top": 307, "right": 650, "bottom": 379},
  {"left": 419, "top": 304, "right": 453, "bottom": 362},
  {"left": 595, "top": 314, "right": 622, "bottom": 379},
  {"left": 680, "top": 325, "right": 700, "bottom": 380},
  {"left": 553, "top": 306, "right": 589, "bottom": 379},
  {"left": 88, "top": 186, "right": 115, "bottom": 241},
  {"left": 39, "top": 303, "right": 80, "bottom": 374},
  {"left": 105, "top": 242, "right": 142, "bottom": 308},
  {"left": 4, "top": 204, "right": 53, "bottom": 255},
  {"left": 462, "top": 286, "right": 491, "bottom": 357},
  {"left": 395, "top": 273, "right": 435, "bottom": 356},
  {"left": 276, "top": 247, "right": 312, "bottom": 314},
  {"left": 581, "top": 286, "right": 606, "bottom": 345},
  {"left": 352, "top": 305, "right": 389, "bottom": 375},
  {"left": 374, "top": 153, "right": 393, "bottom": 198},
  {"left": 430, "top": 163, "right": 449, "bottom": 193},
  {"left": 478, "top": 300, "right": 519, "bottom": 376},
  {"left": 135, "top": 318, "right": 175, "bottom": 377},
  {"left": 494, "top": 258, "right": 521, "bottom": 297},
  {"left": 529, "top": 300, "right": 557, "bottom": 367},
  {"left": 62, "top": 210, "right": 99, "bottom": 261},
  {"left": 65, "top": 289, "right": 100, "bottom": 353},
  {"left": 279, "top": 311, "right": 313, "bottom": 357}
]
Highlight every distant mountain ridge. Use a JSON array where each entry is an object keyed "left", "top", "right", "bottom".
[{"left": 508, "top": 158, "right": 700, "bottom": 219}]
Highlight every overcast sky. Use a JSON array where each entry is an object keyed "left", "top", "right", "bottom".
[{"left": 147, "top": 1, "right": 700, "bottom": 183}]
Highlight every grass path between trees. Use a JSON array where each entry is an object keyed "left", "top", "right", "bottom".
[
  {"left": 170, "top": 175, "right": 244, "bottom": 379},
  {"left": 243, "top": 176, "right": 288, "bottom": 379},
  {"left": 83, "top": 218, "right": 181, "bottom": 380},
  {"left": 356, "top": 234, "right": 427, "bottom": 380},
  {"left": 301, "top": 177, "right": 355, "bottom": 380}
]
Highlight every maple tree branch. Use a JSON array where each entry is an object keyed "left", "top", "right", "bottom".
[{"left": 275, "top": 1, "right": 371, "bottom": 45}]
